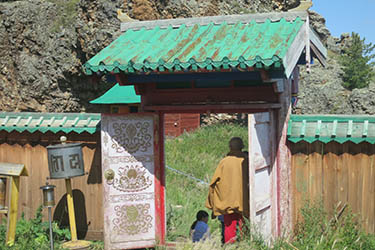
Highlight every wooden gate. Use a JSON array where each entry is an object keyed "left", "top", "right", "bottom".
[
  {"left": 101, "top": 114, "right": 164, "bottom": 249},
  {"left": 248, "top": 112, "right": 277, "bottom": 240}
]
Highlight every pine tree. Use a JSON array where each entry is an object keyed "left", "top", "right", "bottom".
[{"left": 340, "top": 32, "right": 375, "bottom": 90}]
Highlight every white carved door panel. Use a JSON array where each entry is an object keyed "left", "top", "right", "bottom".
[
  {"left": 101, "top": 114, "right": 162, "bottom": 249},
  {"left": 248, "top": 112, "right": 277, "bottom": 241}
]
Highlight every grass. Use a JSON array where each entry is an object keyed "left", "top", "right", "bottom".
[
  {"left": 165, "top": 124, "right": 248, "bottom": 241},
  {"left": 172, "top": 200, "right": 375, "bottom": 250}
]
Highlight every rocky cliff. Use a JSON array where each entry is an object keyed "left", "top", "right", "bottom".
[{"left": 0, "top": 0, "right": 373, "bottom": 114}]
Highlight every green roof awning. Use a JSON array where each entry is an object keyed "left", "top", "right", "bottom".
[
  {"left": 90, "top": 84, "right": 140, "bottom": 104},
  {"left": 0, "top": 112, "right": 100, "bottom": 134},
  {"left": 84, "top": 12, "right": 326, "bottom": 78},
  {"left": 288, "top": 115, "right": 375, "bottom": 144}
]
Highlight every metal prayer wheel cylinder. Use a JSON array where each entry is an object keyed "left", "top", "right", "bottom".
[
  {"left": 0, "top": 178, "right": 6, "bottom": 209},
  {"left": 40, "top": 185, "right": 56, "bottom": 207},
  {"left": 47, "top": 143, "right": 84, "bottom": 179}
]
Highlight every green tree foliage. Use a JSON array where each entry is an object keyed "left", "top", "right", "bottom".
[{"left": 341, "top": 32, "right": 375, "bottom": 90}]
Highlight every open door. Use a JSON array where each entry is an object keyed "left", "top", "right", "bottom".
[
  {"left": 248, "top": 112, "right": 277, "bottom": 240},
  {"left": 101, "top": 113, "right": 164, "bottom": 249}
]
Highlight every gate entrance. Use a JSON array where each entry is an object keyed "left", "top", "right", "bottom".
[
  {"left": 85, "top": 11, "right": 326, "bottom": 249},
  {"left": 100, "top": 108, "right": 283, "bottom": 248}
]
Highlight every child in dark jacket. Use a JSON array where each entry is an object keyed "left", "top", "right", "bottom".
[{"left": 190, "top": 210, "right": 210, "bottom": 242}]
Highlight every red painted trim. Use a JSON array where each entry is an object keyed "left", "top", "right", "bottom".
[
  {"left": 153, "top": 112, "right": 166, "bottom": 245},
  {"left": 159, "top": 112, "right": 166, "bottom": 244},
  {"left": 144, "top": 104, "right": 281, "bottom": 114},
  {"left": 147, "top": 108, "right": 268, "bottom": 114},
  {"left": 114, "top": 73, "right": 128, "bottom": 85}
]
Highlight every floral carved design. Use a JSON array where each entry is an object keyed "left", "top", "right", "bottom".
[
  {"left": 111, "top": 122, "right": 152, "bottom": 154},
  {"left": 107, "top": 165, "right": 152, "bottom": 192},
  {"left": 109, "top": 193, "right": 154, "bottom": 203},
  {"left": 112, "top": 204, "right": 152, "bottom": 235}
]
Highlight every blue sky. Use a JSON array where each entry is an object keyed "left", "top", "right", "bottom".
[{"left": 311, "top": 0, "right": 375, "bottom": 45}]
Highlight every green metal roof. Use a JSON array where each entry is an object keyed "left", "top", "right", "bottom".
[
  {"left": 288, "top": 115, "right": 375, "bottom": 144},
  {"left": 90, "top": 84, "right": 140, "bottom": 104},
  {"left": 0, "top": 112, "right": 100, "bottom": 134},
  {"left": 83, "top": 12, "right": 313, "bottom": 77}
]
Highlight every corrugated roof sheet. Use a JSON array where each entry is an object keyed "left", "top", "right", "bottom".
[
  {"left": 0, "top": 112, "right": 100, "bottom": 134},
  {"left": 83, "top": 13, "right": 305, "bottom": 76},
  {"left": 288, "top": 115, "right": 375, "bottom": 144},
  {"left": 90, "top": 84, "right": 140, "bottom": 104}
]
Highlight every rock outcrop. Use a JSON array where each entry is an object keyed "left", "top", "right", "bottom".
[
  {"left": 296, "top": 32, "right": 375, "bottom": 115},
  {"left": 0, "top": 0, "right": 295, "bottom": 112},
  {"left": 0, "top": 0, "right": 374, "bottom": 114}
]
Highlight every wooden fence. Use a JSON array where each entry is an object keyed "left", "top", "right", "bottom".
[
  {"left": 291, "top": 141, "right": 375, "bottom": 233},
  {"left": 0, "top": 131, "right": 103, "bottom": 240}
]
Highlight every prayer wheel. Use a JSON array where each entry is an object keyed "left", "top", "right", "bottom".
[
  {"left": 46, "top": 143, "right": 84, "bottom": 179},
  {"left": 0, "top": 178, "right": 6, "bottom": 209}
]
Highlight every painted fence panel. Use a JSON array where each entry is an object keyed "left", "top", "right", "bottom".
[
  {"left": 291, "top": 141, "right": 375, "bottom": 233},
  {"left": 0, "top": 137, "right": 103, "bottom": 240}
]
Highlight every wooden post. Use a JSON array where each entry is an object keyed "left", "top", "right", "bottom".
[
  {"left": 65, "top": 178, "right": 78, "bottom": 241},
  {"left": 6, "top": 176, "right": 20, "bottom": 245}
]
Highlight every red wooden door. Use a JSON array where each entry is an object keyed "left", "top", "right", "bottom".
[
  {"left": 248, "top": 112, "right": 277, "bottom": 240},
  {"left": 101, "top": 113, "right": 165, "bottom": 249}
]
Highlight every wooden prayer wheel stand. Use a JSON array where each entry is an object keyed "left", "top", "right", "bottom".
[
  {"left": 0, "top": 162, "right": 28, "bottom": 246},
  {"left": 47, "top": 136, "right": 90, "bottom": 249}
]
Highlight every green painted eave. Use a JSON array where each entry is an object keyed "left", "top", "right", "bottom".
[
  {"left": 83, "top": 17, "right": 304, "bottom": 75},
  {"left": 288, "top": 115, "right": 375, "bottom": 144},
  {"left": 90, "top": 84, "right": 140, "bottom": 104},
  {"left": 0, "top": 112, "right": 101, "bottom": 134}
]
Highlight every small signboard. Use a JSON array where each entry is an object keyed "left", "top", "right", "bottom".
[{"left": 0, "top": 163, "right": 28, "bottom": 177}]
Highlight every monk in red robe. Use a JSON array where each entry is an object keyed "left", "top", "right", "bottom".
[{"left": 205, "top": 137, "right": 249, "bottom": 243}]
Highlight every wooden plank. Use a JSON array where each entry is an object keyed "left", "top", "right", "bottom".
[
  {"left": 309, "top": 142, "right": 323, "bottom": 204},
  {"left": 348, "top": 142, "right": 360, "bottom": 216},
  {"left": 368, "top": 144, "right": 375, "bottom": 233},
  {"left": 23, "top": 144, "right": 33, "bottom": 220},
  {"left": 361, "top": 143, "right": 371, "bottom": 232},
  {"left": 65, "top": 179, "right": 78, "bottom": 241},
  {"left": 290, "top": 141, "right": 308, "bottom": 228},
  {"left": 6, "top": 176, "right": 20, "bottom": 245},
  {"left": 305, "top": 15, "right": 311, "bottom": 72},
  {"left": 337, "top": 143, "right": 349, "bottom": 213},
  {"left": 322, "top": 142, "right": 337, "bottom": 215},
  {"left": 310, "top": 42, "right": 327, "bottom": 67},
  {"left": 284, "top": 22, "right": 307, "bottom": 77},
  {"left": 302, "top": 143, "right": 310, "bottom": 206},
  {"left": 356, "top": 143, "right": 364, "bottom": 229}
]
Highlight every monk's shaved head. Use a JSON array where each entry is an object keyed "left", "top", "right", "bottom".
[{"left": 229, "top": 137, "right": 244, "bottom": 151}]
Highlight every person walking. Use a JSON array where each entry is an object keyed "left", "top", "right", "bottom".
[{"left": 205, "top": 137, "right": 249, "bottom": 243}]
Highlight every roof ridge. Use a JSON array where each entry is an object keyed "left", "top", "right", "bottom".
[
  {"left": 0, "top": 112, "right": 100, "bottom": 134},
  {"left": 0, "top": 112, "right": 100, "bottom": 118},
  {"left": 121, "top": 11, "right": 308, "bottom": 31}
]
